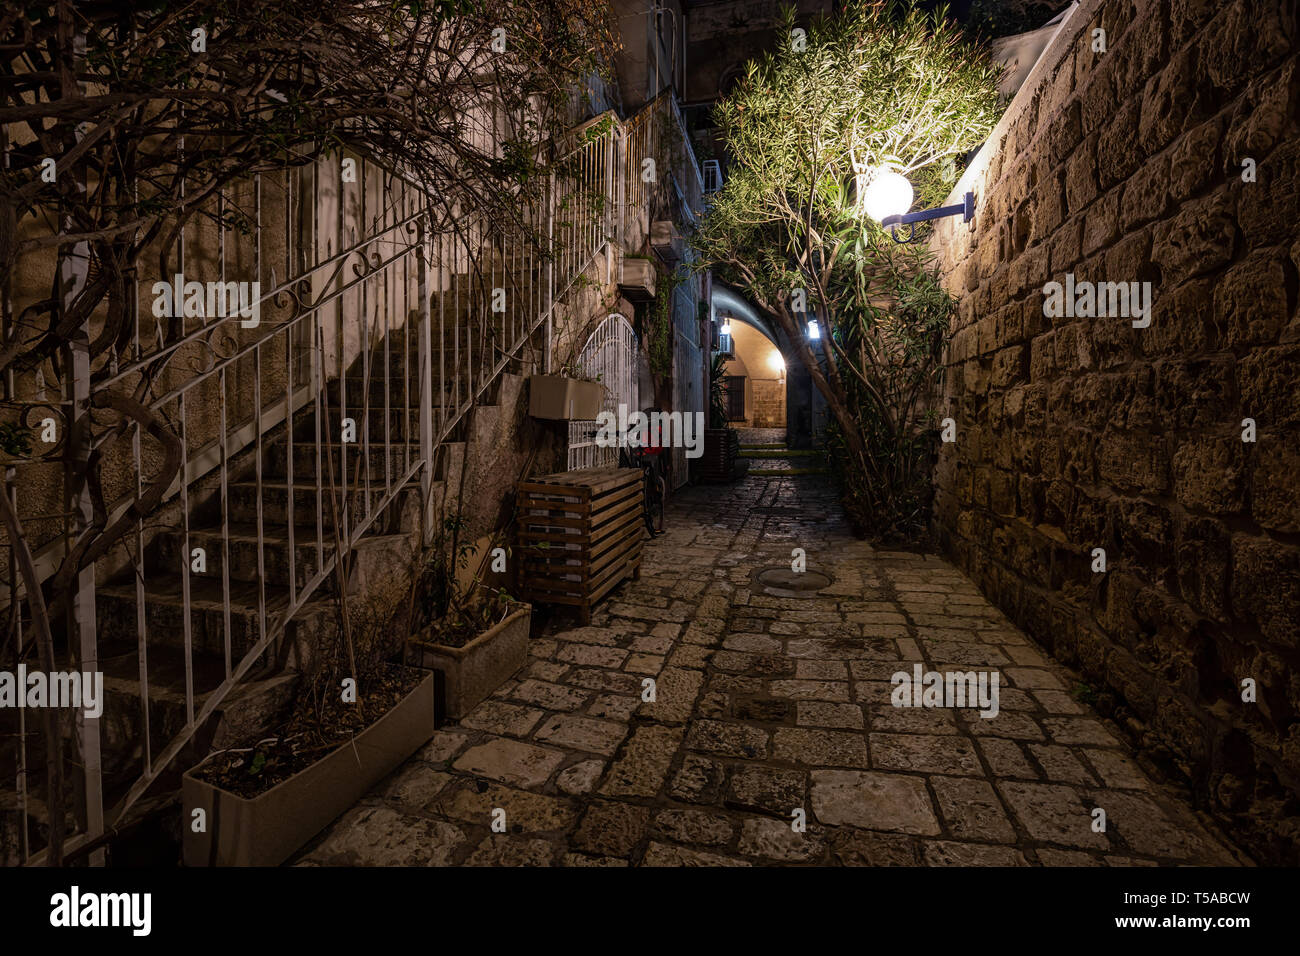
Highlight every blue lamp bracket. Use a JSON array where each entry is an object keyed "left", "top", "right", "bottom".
[{"left": 880, "top": 191, "right": 975, "bottom": 244}]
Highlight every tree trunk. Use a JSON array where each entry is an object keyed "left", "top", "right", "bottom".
[{"left": 759, "top": 296, "right": 869, "bottom": 467}]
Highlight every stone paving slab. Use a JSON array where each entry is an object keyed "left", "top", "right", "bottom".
[{"left": 299, "top": 468, "right": 1249, "bottom": 867}]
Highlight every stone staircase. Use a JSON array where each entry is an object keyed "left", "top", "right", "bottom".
[
  {"left": 739, "top": 441, "right": 829, "bottom": 477},
  {"left": 89, "top": 254, "right": 546, "bottom": 822}
]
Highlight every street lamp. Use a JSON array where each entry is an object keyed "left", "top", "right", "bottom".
[
  {"left": 859, "top": 169, "right": 913, "bottom": 223},
  {"left": 859, "top": 167, "right": 975, "bottom": 244}
]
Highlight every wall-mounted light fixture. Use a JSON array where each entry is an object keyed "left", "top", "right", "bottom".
[
  {"left": 717, "top": 316, "right": 733, "bottom": 355},
  {"left": 860, "top": 167, "right": 975, "bottom": 244},
  {"left": 880, "top": 191, "right": 974, "bottom": 244},
  {"left": 807, "top": 319, "right": 821, "bottom": 341},
  {"left": 859, "top": 169, "right": 913, "bottom": 222}
]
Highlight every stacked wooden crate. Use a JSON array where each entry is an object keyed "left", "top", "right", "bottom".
[{"left": 516, "top": 467, "right": 645, "bottom": 624}]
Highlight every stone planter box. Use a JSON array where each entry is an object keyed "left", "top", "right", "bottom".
[
  {"left": 404, "top": 605, "right": 531, "bottom": 721},
  {"left": 181, "top": 669, "right": 435, "bottom": 867},
  {"left": 528, "top": 375, "right": 606, "bottom": 421}
]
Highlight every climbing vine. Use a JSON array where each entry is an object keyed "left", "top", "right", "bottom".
[{"left": 647, "top": 266, "right": 680, "bottom": 381}]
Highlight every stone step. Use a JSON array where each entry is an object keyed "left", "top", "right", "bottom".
[
  {"left": 263, "top": 441, "right": 424, "bottom": 483},
  {"left": 95, "top": 574, "right": 336, "bottom": 660},
  {"left": 154, "top": 522, "right": 335, "bottom": 588},
  {"left": 331, "top": 370, "right": 463, "bottom": 406},
  {"left": 746, "top": 465, "right": 829, "bottom": 476},
  {"left": 228, "top": 479, "right": 420, "bottom": 529},
  {"left": 293, "top": 405, "right": 430, "bottom": 444},
  {"left": 738, "top": 448, "right": 821, "bottom": 458},
  {"left": 98, "top": 644, "right": 299, "bottom": 789},
  {"left": 359, "top": 339, "right": 505, "bottom": 377}
]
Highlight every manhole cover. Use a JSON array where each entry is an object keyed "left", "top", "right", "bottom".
[{"left": 754, "top": 566, "right": 833, "bottom": 597}]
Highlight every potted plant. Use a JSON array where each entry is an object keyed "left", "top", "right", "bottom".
[
  {"left": 182, "top": 582, "right": 434, "bottom": 867},
  {"left": 0, "top": 421, "right": 32, "bottom": 466},
  {"left": 403, "top": 515, "right": 531, "bottom": 721},
  {"left": 528, "top": 362, "right": 606, "bottom": 420},
  {"left": 696, "top": 352, "right": 740, "bottom": 482}
]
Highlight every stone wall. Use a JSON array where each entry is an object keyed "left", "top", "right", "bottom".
[
  {"left": 929, "top": 0, "right": 1300, "bottom": 863},
  {"left": 750, "top": 377, "right": 786, "bottom": 428},
  {"left": 683, "top": 0, "right": 830, "bottom": 103}
]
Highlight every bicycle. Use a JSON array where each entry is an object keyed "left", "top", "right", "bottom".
[{"left": 618, "top": 441, "right": 666, "bottom": 537}]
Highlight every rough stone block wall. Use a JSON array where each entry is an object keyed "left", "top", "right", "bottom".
[
  {"left": 929, "top": 0, "right": 1300, "bottom": 862},
  {"left": 750, "top": 378, "right": 786, "bottom": 428}
]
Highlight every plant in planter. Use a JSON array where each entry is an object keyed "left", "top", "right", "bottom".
[
  {"left": 696, "top": 352, "right": 740, "bottom": 482},
  {"left": 528, "top": 362, "right": 607, "bottom": 420},
  {"left": 183, "top": 581, "right": 435, "bottom": 867},
  {"left": 709, "top": 351, "right": 729, "bottom": 430},
  {"left": 403, "top": 514, "right": 531, "bottom": 721},
  {"left": 184, "top": 389, "right": 437, "bottom": 867}
]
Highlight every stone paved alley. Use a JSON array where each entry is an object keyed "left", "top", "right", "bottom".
[{"left": 300, "top": 455, "right": 1248, "bottom": 867}]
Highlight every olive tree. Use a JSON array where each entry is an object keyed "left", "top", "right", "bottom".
[{"left": 693, "top": 0, "right": 1000, "bottom": 538}]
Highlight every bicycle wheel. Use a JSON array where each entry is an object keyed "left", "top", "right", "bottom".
[
  {"left": 641, "top": 470, "right": 657, "bottom": 537},
  {"left": 653, "top": 475, "right": 666, "bottom": 533}
]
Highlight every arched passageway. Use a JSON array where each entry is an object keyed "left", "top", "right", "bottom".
[
  {"left": 711, "top": 282, "right": 827, "bottom": 450},
  {"left": 718, "top": 315, "right": 786, "bottom": 429}
]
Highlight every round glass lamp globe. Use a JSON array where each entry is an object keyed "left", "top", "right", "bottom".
[{"left": 861, "top": 170, "right": 913, "bottom": 222}]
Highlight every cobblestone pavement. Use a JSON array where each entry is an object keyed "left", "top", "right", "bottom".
[
  {"left": 734, "top": 426, "right": 786, "bottom": 444},
  {"left": 300, "top": 470, "right": 1247, "bottom": 867}
]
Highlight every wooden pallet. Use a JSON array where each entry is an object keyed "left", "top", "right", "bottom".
[
  {"left": 693, "top": 428, "right": 741, "bottom": 482},
  {"left": 516, "top": 467, "right": 645, "bottom": 624}
]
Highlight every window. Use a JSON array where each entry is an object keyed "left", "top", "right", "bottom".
[{"left": 702, "top": 160, "right": 723, "bottom": 194}]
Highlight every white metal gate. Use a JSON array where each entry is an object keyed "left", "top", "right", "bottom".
[{"left": 567, "top": 314, "right": 639, "bottom": 470}]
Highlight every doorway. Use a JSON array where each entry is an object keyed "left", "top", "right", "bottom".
[{"left": 725, "top": 375, "right": 746, "bottom": 421}]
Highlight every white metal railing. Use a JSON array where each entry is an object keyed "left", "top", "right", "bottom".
[
  {"left": 1, "top": 85, "right": 704, "bottom": 865},
  {"left": 2, "top": 117, "right": 619, "bottom": 862},
  {"left": 566, "top": 91, "right": 706, "bottom": 479},
  {"left": 667, "top": 93, "right": 706, "bottom": 224}
]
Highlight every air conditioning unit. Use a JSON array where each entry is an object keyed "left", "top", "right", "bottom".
[
  {"left": 650, "top": 220, "right": 684, "bottom": 264},
  {"left": 617, "top": 256, "right": 657, "bottom": 302}
]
